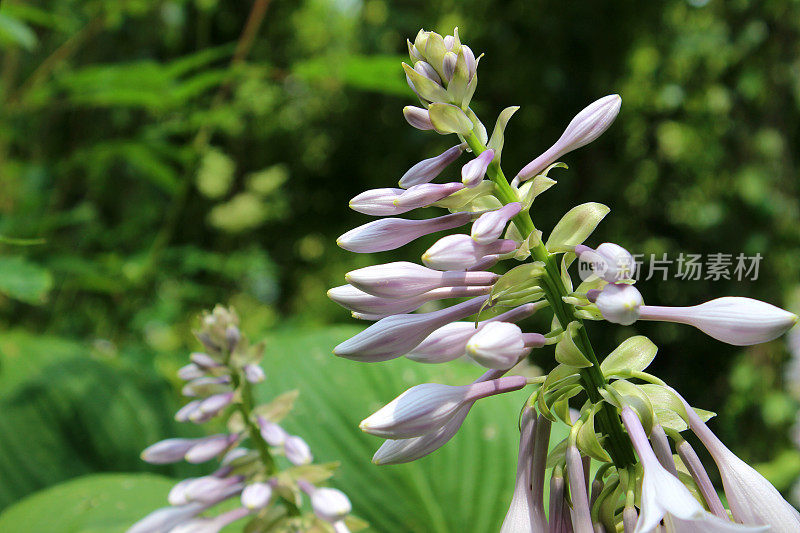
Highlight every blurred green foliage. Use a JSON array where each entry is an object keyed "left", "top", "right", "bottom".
[{"left": 0, "top": 0, "right": 799, "bottom": 528}]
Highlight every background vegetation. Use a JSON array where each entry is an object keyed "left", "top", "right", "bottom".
[{"left": 0, "top": 0, "right": 799, "bottom": 530}]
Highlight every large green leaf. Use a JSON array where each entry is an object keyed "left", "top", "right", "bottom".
[
  {"left": 0, "top": 331, "right": 198, "bottom": 509},
  {"left": 294, "top": 55, "right": 409, "bottom": 97},
  {"left": 252, "top": 326, "right": 567, "bottom": 533},
  {"left": 0, "top": 473, "right": 174, "bottom": 533}
]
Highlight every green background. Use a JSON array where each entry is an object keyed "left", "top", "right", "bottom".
[{"left": 0, "top": 0, "right": 799, "bottom": 531}]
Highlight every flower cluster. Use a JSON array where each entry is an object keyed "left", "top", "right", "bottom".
[
  {"left": 330, "top": 28, "right": 800, "bottom": 532},
  {"left": 129, "top": 306, "right": 363, "bottom": 533}
]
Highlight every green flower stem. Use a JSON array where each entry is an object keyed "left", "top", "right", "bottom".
[
  {"left": 463, "top": 130, "right": 635, "bottom": 467},
  {"left": 229, "top": 368, "right": 301, "bottom": 515}
]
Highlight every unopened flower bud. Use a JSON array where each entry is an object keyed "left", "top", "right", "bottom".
[
  {"left": 466, "top": 322, "right": 531, "bottom": 370},
  {"left": 422, "top": 234, "right": 517, "bottom": 270},
  {"left": 185, "top": 434, "right": 238, "bottom": 464},
  {"left": 175, "top": 400, "right": 202, "bottom": 422},
  {"left": 311, "top": 488, "right": 352, "bottom": 523},
  {"left": 639, "top": 297, "right": 798, "bottom": 346},
  {"left": 576, "top": 242, "right": 636, "bottom": 282},
  {"left": 461, "top": 149, "right": 494, "bottom": 188},
  {"left": 345, "top": 261, "right": 497, "bottom": 299},
  {"left": 595, "top": 283, "right": 643, "bottom": 326},
  {"left": 258, "top": 417, "right": 288, "bottom": 446},
  {"left": 178, "top": 363, "right": 205, "bottom": 381},
  {"left": 462, "top": 45, "right": 477, "bottom": 80},
  {"left": 190, "top": 352, "right": 220, "bottom": 369},
  {"left": 399, "top": 144, "right": 464, "bottom": 188},
  {"left": 414, "top": 60, "right": 442, "bottom": 84},
  {"left": 360, "top": 376, "right": 526, "bottom": 439},
  {"left": 471, "top": 202, "right": 522, "bottom": 244},
  {"left": 181, "top": 376, "right": 231, "bottom": 397},
  {"left": 442, "top": 51, "right": 457, "bottom": 82},
  {"left": 337, "top": 212, "right": 473, "bottom": 253},
  {"left": 515, "top": 95, "right": 621, "bottom": 183},
  {"left": 333, "top": 296, "right": 489, "bottom": 362},
  {"left": 241, "top": 482, "right": 272, "bottom": 510},
  {"left": 328, "top": 284, "right": 490, "bottom": 317},
  {"left": 189, "top": 392, "right": 234, "bottom": 422},
  {"left": 284, "top": 435, "right": 313, "bottom": 465},
  {"left": 403, "top": 106, "right": 435, "bottom": 131},
  {"left": 243, "top": 364, "right": 265, "bottom": 383},
  {"left": 348, "top": 188, "right": 404, "bottom": 216},
  {"left": 394, "top": 182, "right": 464, "bottom": 210},
  {"left": 141, "top": 438, "right": 197, "bottom": 464}
]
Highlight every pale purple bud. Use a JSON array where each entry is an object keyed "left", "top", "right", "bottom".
[
  {"left": 178, "top": 363, "right": 205, "bottom": 381},
  {"left": 461, "top": 149, "right": 494, "bottom": 188},
  {"left": 168, "top": 478, "right": 195, "bottom": 506},
  {"left": 466, "top": 322, "right": 530, "bottom": 370},
  {"left": 407, "top": 303, "right": 543, "bottom": 363},
  {"left": 284, "top": 435, "right": 313, "bottom": 465},
  {"left": 170, "top": 507, "right": 251, "bottom": 533},
  {"left": 414, "top": 60, "right": 441, "bottom": 84},
  {"left": 469, "top": 254, "right": 499, "bottom": 271},
  {"left": 515, "top": 95, "right": 621, "bottom": 183},
  {"left": 185, "top": 434, "right": 237, "bottom": 464},
  {"left": 675, "top": 438, "right": 728, "bottom": 519},
  {"left": 395, "top": 182, "right": 464, "bottom": 209},
  {"left": 576, "top": 242, "right": 636, "bottom": 282},
  {"left": 443, "top": 35, "right": 455, "bottom": 49},
  {"left": 336, "top": 212, "right": 473, "bottom": 253},
  {"left": 360, "top": 376, "right": 526, "bottom": 439},
  {"left": 462, "top": 45, "right": 477, "bottom": 80},
  {"left": 181, "top": 376, "right": 231, "bottom": 398},
  {"left": 182, "top": 475, "right": 243, "bottom": 504},
  {"left": 175, "top": 400, "right": 202, "bottom": 422},
  {"left": 566, "top": 445, "right": 593, "bottom": 533},
  {"left": 399, "top": 144, "right": 464, "bottom": 188},
  {"left": 595, "top": 283, "right": 643, "bottom": 326},
  {"left": 225, "top": 325, "right": 240, "bottom": 351},
  {"left": 189, "top": 392, "right": 234, "bottom": 422},
  {"left": 623, "top": 505, "right": 638, "bottom": 533},
  {"left": 403, "top": 106, "right": 435, "bottom": 131},
  {"left": 327, "top": 284, "right": 490, "bottom": 317},
  {"left": 243, "top": 364, "right": 265, "bottom": 383},
  {"left": 423, "top": 234, "right": 518, "bottom": 270},
  {"left": 221, "top": 447, "right": 252, "bottom": 466},
  {"left": 141, "top": 438, "right": 196, "bottom": 464},
  {"left": 258, "top": 417, "right": 289, "bottom": 446},
  {"left": 241, "top": 482, "right": 272, "bottom": 510},
  {"left": 650, "top": 423, "right": 678, "bottom": 477},
  {"left": 372, "top": 404, "right": 471, "bottom": 464},
  {"left": 674, "top": 389, "right": 800, "bottom": 531},
  {"left": 639, "top": 297, "right": 798, "bottom": 346},
  {"left": 190, "top": 352, "right": 220, "bottom": 369},
  {"left": 531, "top": 414, "right": 551, "bottom": 529},
  {"left": 310, "top": 488, "right": 352, "bottom": 523},
  {"left": 501, "top": 407, "right": 540, "bottom": 533},
  {"left": 127, "top": 502, "right": 207, "bottom": 533},
  {"left": 348, "top": 187, "right": 404, "bottom": 216},
  {"left": 442, "top": 51, "right": 457, "bottom": 82},
  {"left": 333, "top": 296, "right": 489, "bottom": 362},
  {"left": 471, "top": 202, "right": 522, "bottom": 244},
  {"left": 345, "top": 261, "right": 497, "bottom": 299}
]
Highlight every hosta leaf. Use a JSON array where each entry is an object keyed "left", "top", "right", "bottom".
[
  {"left": 0, "top": 473, "right": 175, "bottom": 533},
  {"left": 545, "top": 203, "right": 610, "bottom": 253},
  {"left": 0, "top": 256, "right": 52, "bottom": 304}
]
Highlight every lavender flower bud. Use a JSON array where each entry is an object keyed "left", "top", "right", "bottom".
[
  {"left": 406, "top": 302, "right": 544, "bottom": 363},
  {"left": 515, "top": 95, "right": 621, "bottom": 183},
  {"left": 500, "top": 407, "right": 539, "bottom": 532},
  {"left": 257, "top": 417, "right": 289, "bottom": 446},
  {"left": 181, "top": 376, "right": 231, "bottom": 397},
  {"left": 182, "top": 475, "right": 243, "bottom": 504},
  {"left": 414, "top": 60, "right": 442, "bottom": 84},
  {"left": 336, "top": 212, "right": 473, "bottom": 253},
  {"left": 595, "top": 283, "right": 643, "bottom": 326},
  {"left": 175, "top": 400, "right": 202, "bottom": 422},
  {"left": 190, "top": 352, "right": 220, "bottom": 369},
  {"left": 471, "top": 202, "right": 522, "bottom": 244},
  {"left": 576, "top": 242, "right": 636, "bottom": 283},
  {"left": 422, "top": 234, "right": 517, "bottom": 270},
  {"left": 372, "top": 404, "right": 471, "bottom": 464},
  {"left": 185, "top": 434, "right": 238, "bottom": 464},
  {"left": 403, "top": 106, "right": 435, "bottom": 131},
  {"left": 345, "top": 261, "right": 497, "bottom": 299},
  {"left": 466, "top": 322, "right": 531, "bottom": 370},
  {"left": 127, "top": 502, "right": 207, "bottom": 533},
  {"left": 241, "top": 482, "right": 272, "bottom": 510},
  {"left": 178, "top": 363, "right": 205, "bottom": 381},
  {"left": 394, "top": 182, "right": 464, "bottom": 209},
  {"left": 442, "top": 51, "right": 457, "bottom": 82},
  {"left": 462, "top": 45, "right": 477, "bottom": 80},
  {"left": 171, "top": 507, "right": 251, "bottom": 533},
  {"left": 327, "top": 284, "right": 490, "bottom": 317},
  {"left": 639, "top": 297, "right": 798, "bottom": 346},
  {"left": 189, "top": 392, "right": 235, "bottom": 422},
  {"left": 360, "top": 376, "right": 526, "bottom": 439},
  {"left": 348, "top": 188, "right": 403, "bottom": 216},
  {"left": 141, "top": 438, "right": 197, "bottom": 464},
  {"left": 243, "top": 364, "right": 265, "bottom": 383},
  {"left": 461, "top": 149, "right": 494, "bottom": 188},
  {"left": 399, "top": 144, "right": 464, "bottom": 188},
  {"left": 566, "top": 445, "right": 593, "bottom": 533},
  {"left": 333, "top": 296, "right": 489, "bottom": 362},
  {"left": 310, "top": 488, "right": 352, "bottom": 523},
  {"left": 284, "top": 435, "right": 313, "bottom": 465}
]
